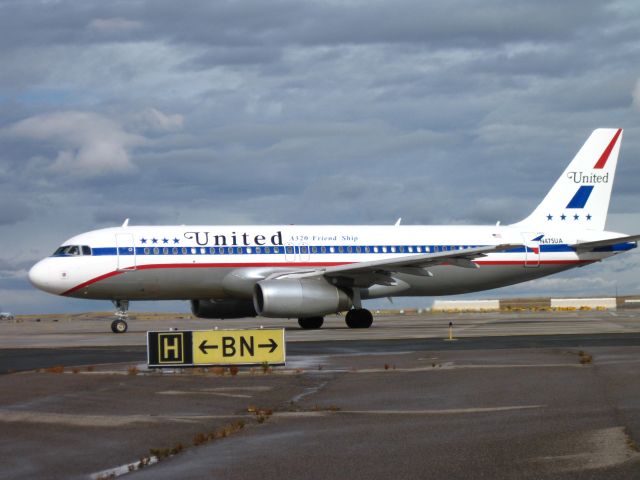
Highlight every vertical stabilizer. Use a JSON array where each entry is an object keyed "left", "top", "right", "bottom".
[{"left": 513, "top": 128, "right": 622, "bottom": 231}]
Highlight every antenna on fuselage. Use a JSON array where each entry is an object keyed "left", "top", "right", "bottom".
[
  {"left": 122, "top": 218, "right": 130, "bottom": 227},
  {"left": 395, "top": 218, "right": 402, "bottom": 226}
]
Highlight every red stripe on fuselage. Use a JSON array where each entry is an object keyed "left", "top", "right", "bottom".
[
  {"left": 62, "top": 260, "right": 594, "bottom": 296},
  {"left": 61, "top": 262, "right": 349, "bottom": 295},
  {"left": 593, "top": 128, "right": 622, "bottom": 169},
  {"left": 62, "top": 270, "right": 125, "bottom": 295}
]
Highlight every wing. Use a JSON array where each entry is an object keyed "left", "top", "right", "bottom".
[
  {"left": 570, "top": 234, "right": 640, "bottom": 252},
  {"left": 266, "top": 244, "right": 521, "bottom": 288}
]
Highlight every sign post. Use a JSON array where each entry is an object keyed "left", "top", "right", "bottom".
[{"left": 147, "top": 329, "right": 285, "bottom": 368}]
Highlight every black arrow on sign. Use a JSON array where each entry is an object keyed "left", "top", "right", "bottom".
[
  {"left": 199, "top": 339, "right": 219, "bottom": 355},
  {"left": 258, "top": 338, "right": 278, "bottom": 353}
]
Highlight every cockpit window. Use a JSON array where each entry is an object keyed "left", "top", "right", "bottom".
[{"left": 52, "top": 245, "right": 92, "bottom": 257}]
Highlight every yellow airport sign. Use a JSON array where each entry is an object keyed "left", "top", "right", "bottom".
[{"left": 147, "top": 329, "right": 285, "bottom": 367}]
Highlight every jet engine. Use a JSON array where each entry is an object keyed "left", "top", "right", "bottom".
[
  {"left": 254, "top": 278, "right": 352, "bottom": 317},
  {"left": 190, "top": 299, "right": 257, "bottom": 319}
]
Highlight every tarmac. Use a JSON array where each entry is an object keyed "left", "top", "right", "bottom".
[{"left": 1, "top": 311, "right": 640, "bottom": 479}]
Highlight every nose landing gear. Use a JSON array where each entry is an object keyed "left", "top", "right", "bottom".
[{"left": 111, "top": 300, "right": 129, "bottom": 333}]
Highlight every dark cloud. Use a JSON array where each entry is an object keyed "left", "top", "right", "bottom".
[
  {"left": 0, "top": 194, "right": 31, "bottom": 225},
  {"left": 1, "top": 0, "right": 640, "bottom": 313}
]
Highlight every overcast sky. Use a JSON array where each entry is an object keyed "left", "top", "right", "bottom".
[{"left": 2, "top": 0, "right": 640, "bottom": 314}]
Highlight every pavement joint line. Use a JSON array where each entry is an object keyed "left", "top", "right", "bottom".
[
  {"left": 275, "top": 405, "right": 546, "bottom": 417},
  {"left": 345, "top": 363, "right": 588, "bottom": 373},
  {"left": 0, "top": 409, "right": 244, "bottom": 426},
  {"left": 90, "top": 455, "right": 159, "bottom": 480}
]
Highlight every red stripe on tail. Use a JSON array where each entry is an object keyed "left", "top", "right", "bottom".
[{"left": 593, "top": 128, "right": 622, "bottom": 169}]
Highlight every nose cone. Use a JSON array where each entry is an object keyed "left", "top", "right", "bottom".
[{"left": 28, "top": 259, "right": 65, "bottom": 295}]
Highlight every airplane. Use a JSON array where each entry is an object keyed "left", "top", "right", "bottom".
[{"left": 28, "top": 128, "right": 639, "bottom": 333}]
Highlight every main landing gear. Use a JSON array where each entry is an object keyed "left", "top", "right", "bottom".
[
  {"left": 297, "top": 290, "right": 374, "bottom": 330},
  {"left": 297, "top": 310, "right": 374, "bottom": 329},
  {"left": 345, "top": 288, "right": 373, "bottom": 328},
  {"left": 111, "top": 300, "right": 129, "bottom": 333},
  {"left": 345, "top": 308, "right": 373, "bottom": 328},
  {"left": 298, "top": 317, "right": 324, "bottom": 329}
]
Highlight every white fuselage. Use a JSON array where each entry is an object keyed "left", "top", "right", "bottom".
[{"left": 28, "top": 224, "right": 631, "bottom": 302}]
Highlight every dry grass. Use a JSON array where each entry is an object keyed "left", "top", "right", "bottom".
[
  {"left": 312, "top": 405, "right": 341, "bottom": 412},
  {"left": 149, "top": 443, "right": 184, "bottom": 460},
  {"left": 192, "top": 420, "right": 246, "bottom": 446},
  {"left": 247, "top": 406, "right": 273, "bottom": 423},
  {"left": 578, "top": 350, "right": 593, "bottom": 364},
  {"left": 45, "top": 365, "right": 65, "bottom": 374},
  {"left": 127, "top": 365, "right": 139, "bottom": 376}
]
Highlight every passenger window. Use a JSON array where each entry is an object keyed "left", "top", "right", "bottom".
[
  {"left": 391, "top": 246, "right": 396, "bottom": 253},
  {"left": 330, "top": 246, "right": 335, "bottom": 253},
  {"left": 373, "top": 246, "right": 378, "bottom": 253},
  {"left": 144, "top": 248, "right": 150, "bottom": 255},
  {"left": 364, "top": 246, "right": 370, "bottom": 253},
  {"left": 182, "top": 247, "right": 187, "bottom": 254},
  {"left": 300, "top": 246, "right": 308, "bottom": 254},
  {"left": 355, "top": 246, "right": 361, "bottom": 253},
  {"left": 382, "top": 246, "right": 387, "bottom": 253},
  {"left": 321, "top": 246, "right": 326, "bottom": 253},
  {"left": 153, "top": 247, "right": 159, "bottom": 255},
  {"left": 173, "top": 247, "right": 178, "bottom": 254},
  {"left": 286, "top": 246, "right": 294, "bottom": 254},
  {"left": 163, "top": 247, "right": 168, "bottom": 255},
  {"left": 338, "top": 246, "right": 344, "bottom": 253}
]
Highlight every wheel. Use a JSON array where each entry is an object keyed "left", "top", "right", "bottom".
[
  {"left": 111, "top": 319, "right": 128, "bottom": 333},
  {"left": 298, "top": 317, "right": 324, "bottom": 329},
  {"left": 345, "top": 309, "right": 373, "bottom": 328}
]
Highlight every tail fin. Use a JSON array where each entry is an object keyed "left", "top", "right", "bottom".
[{"left": 514, "top": 128, "right": 622, "bottom": 231}]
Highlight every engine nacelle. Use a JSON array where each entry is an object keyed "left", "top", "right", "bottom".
[
  {"left": 253, "top": 278, "right": 352, "bottom": 318},
  {"left": 191, "top": 299, "right": 257, "bottom": 319}
]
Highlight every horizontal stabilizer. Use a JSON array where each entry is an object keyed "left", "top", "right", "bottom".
[{"left": 571, "top": 234, "right": 640, "bottom": 251}]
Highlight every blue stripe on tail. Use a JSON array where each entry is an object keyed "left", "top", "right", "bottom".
[{"left": 566, "top": 185, "right": 594, "bottom": 209}]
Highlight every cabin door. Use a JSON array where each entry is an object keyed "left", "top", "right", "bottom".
[
  {"left": 521, "top": 232, "right": 541, "bottom": 268},
  {"left": 116, "top": 234, "right": 137, "bottom": 271}
]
